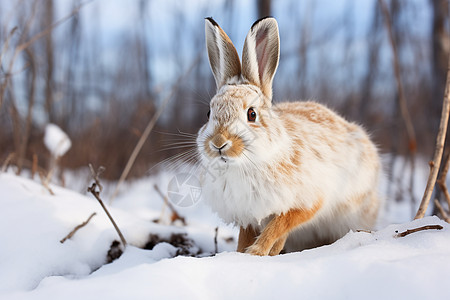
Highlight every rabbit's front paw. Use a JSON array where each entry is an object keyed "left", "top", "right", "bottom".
[{"left": 245, "top": 243, "right": 270, "bottom": 256}]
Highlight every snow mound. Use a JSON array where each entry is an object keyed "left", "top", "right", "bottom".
[
  {"left": 1, "top": 173, "right": 449, "bottom": 300},
  {"left": 44, "top": 124, "right": 72, "bottom": 157}
]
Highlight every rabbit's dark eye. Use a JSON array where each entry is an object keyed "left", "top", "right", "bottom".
[
  {"left": 207, "top": 110, "right": 211, "bottom": 119},
  {"left": 247, "top": 107, "right": 257, "bottom": 122}
]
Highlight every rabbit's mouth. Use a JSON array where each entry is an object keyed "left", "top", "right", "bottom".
[{"left": 203, "top": 131, "right": 245, "bottom": 161}]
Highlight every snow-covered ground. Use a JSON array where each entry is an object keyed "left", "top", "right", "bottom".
[{"left": 1, "top": 169, "right": 449, "bottom": 300}]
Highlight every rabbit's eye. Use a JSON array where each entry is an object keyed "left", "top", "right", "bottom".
[
  {"left": 207, "top": 110, "right": 211, "bottom": 119},
  {"left": 247, "top": 107, "right": 257, "bottom": 122}
]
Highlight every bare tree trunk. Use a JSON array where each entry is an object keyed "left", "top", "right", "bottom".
[
  {"left": 16, "top": 48, "right": 36, "bottom": 174},
  {"left": 257, "top": 0, "right": 271, "bottom": 19},
  {"left": 431, "top": 0, "right": 449, "bottom": 131},
  {"left": 430, "top": 0, "right": 450, "bottom": 216},
  {"left": 44, "top": 0, "right": 55, "bottom": 123}
]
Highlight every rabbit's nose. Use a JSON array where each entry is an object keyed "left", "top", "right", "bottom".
[{"left": 210, "top": 134, "right": 232, "bottom": 153}]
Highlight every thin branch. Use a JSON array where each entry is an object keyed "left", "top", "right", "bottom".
[
  {"left": 88, "top": 163, "right": 105, "bottom": 192},
  {"left": 110, "top": 54, "right": 202, "bottom": 202},
  {"left": 60, "top": 212, "right": 97, "bottom": 243},
  {"left": 87, "top": 165, "right": 127, "bottom": 247},
  {"left": 437, "top": 153, "right": 450, "bottom": 209},
  {"left": 15, "top": 1, "right": 93, "bottom": 55},
  {"left": 88, "top": 182, "right": 127, "bottom": 248},
  {"left": 395, "top": 225, "right": 443, "bottom": 238},
  {"left": 415, "top": 54, "right": 450, "bottom": 219},
  {"left": 0, "top": 0, "right": 93, "bottom": 110},
  {"left": 0, "top": 26, "right": 18, "bottom": 68},
  {"left": 153, "top": 184, "right": 186, "bottom": 225},
  {"left": 434, "top": 199, "right": 450, "bottom": 223}
]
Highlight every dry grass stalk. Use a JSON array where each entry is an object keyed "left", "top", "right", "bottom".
[
  {"left": 60, "top": 212, "right": 97, "bottom": 243},
  {"left": 38, "top": 171, "right": 54, "bottom": 195},
  {"left": 153, "top": 184, "right": 186, "bottom": 225},
  {"left": 415, "top": 54, "right": 450, "bottom": 219}
]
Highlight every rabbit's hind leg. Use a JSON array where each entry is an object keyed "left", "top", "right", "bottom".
[{"left": 268, "top": 234, "right": 288, "bottom": 256}]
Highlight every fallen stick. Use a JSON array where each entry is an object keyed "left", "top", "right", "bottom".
[
  {"left": 60, "top": 212, "right": 96, "bottom": 243},
  {"left": 395, "top": 225, "right": 443, "bottom": 238}
]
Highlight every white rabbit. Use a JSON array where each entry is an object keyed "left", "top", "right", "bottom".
[{"left": 197, "top": 17, "right": 381, "bottom": 256}]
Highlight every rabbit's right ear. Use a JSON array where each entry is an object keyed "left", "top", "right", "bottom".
[
  {"left": 205, "top": 17, "right": 241, "bottom": 90},
  {"left": 242, "top": 17, "right": 279, "bottom": 100}
]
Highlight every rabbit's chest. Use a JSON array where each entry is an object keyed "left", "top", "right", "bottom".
[{"left": 201, "top": 170, "right": 299, "bottom": 227}]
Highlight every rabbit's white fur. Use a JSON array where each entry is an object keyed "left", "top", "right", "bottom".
[{"left": 197, "top": 17, "right": 381, "bottom": 255}]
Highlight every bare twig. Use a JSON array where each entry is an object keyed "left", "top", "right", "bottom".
[
  {"left": 153, "top": 184, "right": 186, "bottom": 225},
  {"left": 395, "top": 225, "right": 443, "bottom": 238},
  {"left": 434, "top": 199, "right": 450, "bottom": 222},
  {"left": 110, "top": 54, "right": 202, "bottom": 202},
  {"left": 88, "top": 182, "right": 127, "bottom": 248},
  {"left": 415, "top": 55, "right": 450, "bottom": 219},
  {"left": 88, "top": 163, "right": 105, "bottom": 192},
  {"left": 87, "top": 166, "right": 127, "bottom": 247},
  {"left": 214, "top": 227, "right": 219, "bottom": 254},
  {"left": 60, "top": 212, "right": 97, "bottom": 243}
]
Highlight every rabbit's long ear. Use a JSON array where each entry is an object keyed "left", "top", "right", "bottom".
[
  {"left": 242, "top": 17, "right": 279, "bottom": 100},
  {"left": 205, "top": 17, "right": 241, "bottom": 90}
]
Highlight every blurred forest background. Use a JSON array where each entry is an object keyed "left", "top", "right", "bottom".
[{"left": 0, "top": 0, "right": 449, "bottom": 189}]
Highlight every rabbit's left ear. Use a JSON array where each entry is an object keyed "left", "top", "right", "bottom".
[
  {"left": 242, "top": 17, "right": 280, "bottom": 100},
  {"left": 205, "top": 17, "right": 241, "bottom": 90}
]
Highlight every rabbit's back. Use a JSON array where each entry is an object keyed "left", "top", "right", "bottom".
[{"left": 271, "top": 101, "right": 381, "bottom": 250}]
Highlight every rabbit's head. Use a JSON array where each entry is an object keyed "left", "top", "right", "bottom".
[{"left": 197, "top": 17, "right": 283, "bottom": 168}]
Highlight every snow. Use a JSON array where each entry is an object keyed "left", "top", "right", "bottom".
[
  {"left": 43, "top": 124, "right": 72, "bottom": 157},
  {"left": 1, "top": 171, "right": 449, "bottom": 300}
]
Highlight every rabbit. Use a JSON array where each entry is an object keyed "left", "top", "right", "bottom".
[{"left": 196, "top": 17, "right": 381, "bottom": 256}]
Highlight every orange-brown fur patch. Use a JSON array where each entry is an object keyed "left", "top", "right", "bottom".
[
  {"left": 268, "top": 234, "right": 288, "bottom": 256},
  {"left": 204, "top": 128, "right": 245, "bottom": 158},
  {"left": 268, "top": 141, "right": 302, "bottom": 180},
  {"left": 246, "top": 199, "right": 323, "bottom": 256},
  {"left": 237, "top": 226, "right": 259, "bottom": 253}
]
